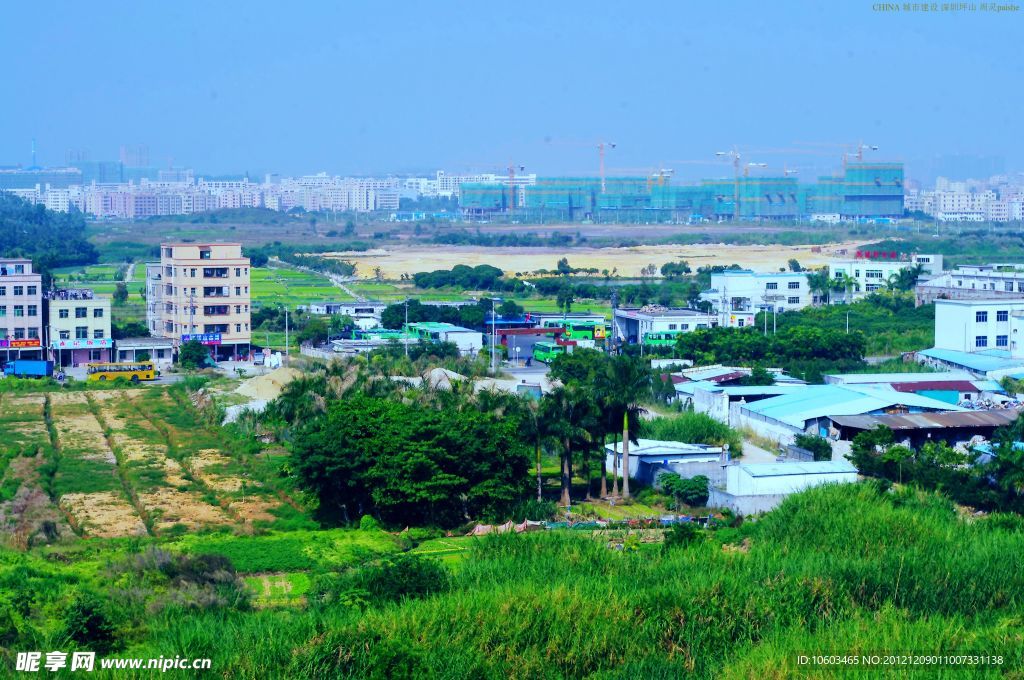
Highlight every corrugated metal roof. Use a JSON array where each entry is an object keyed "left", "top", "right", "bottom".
[
  {"left": 738, "top": 460, "right": 858, "bottom": 477},
  {"left": 830, "top": 408, "right": 1022, "bottom": 431},
  {"left": 890, "top": 381, "right": 979, "bottom": 393},
  {"left": 742, "top": 385, "right": 965, "bottom": 428},
  {"left": 919, "top": 347, "right": 1022, "bottom": 373},
  {"left": 827, "top": 371, "right": 975, "bottom": 384}
]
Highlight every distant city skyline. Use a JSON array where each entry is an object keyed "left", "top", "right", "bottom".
[{"left": 2, "top": 2, "right": 1021, "bottom": 180}]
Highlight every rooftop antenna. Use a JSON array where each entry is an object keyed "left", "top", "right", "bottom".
[{"left": 31, "top": 138, "right": 36, "bottom": 168}]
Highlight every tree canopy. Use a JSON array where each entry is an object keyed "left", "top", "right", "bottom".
[
  {"left": 289, "top": 395, "right": 530, "bottom": 527},
  {"left": 0, "top": 194, "right": 98, "bottom": 280}
]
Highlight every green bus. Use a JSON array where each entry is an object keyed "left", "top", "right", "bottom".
[
  {"left": 643, "top": 330, "right": 685, "bottom": 346},
  {"left": 541, "top": 320, "right": 607, "bottom": 342},
  {"left": 533, "top": 341, "right": 566, "bottom": 364}
]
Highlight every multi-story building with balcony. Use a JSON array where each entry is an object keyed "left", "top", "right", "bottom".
[
  {"left": 0, "top": 258, "right": 44, "bottom": 360},
  {"left": 46, "top": 289, "right": 112, "bottom": 367},
  {"left": 151, "top": 243, "right": 252, "bottom": 360},
  {"left": 700, "top": 270, "right": 814, "bottom": 322}
]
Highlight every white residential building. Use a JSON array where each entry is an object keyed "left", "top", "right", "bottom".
[
  {"left": 932, "top": 299, "right": 1024, "bottom": 355},
  {"left": 613, "top": 305, "right": 753, "bottom": 344},
  {"left": 829, "top": 252, "right": 943, "bottom": 296},
  {"left": 701, "top": 270, "right": 814, "bottom": 318},
  {"left": 916, "top": 264, "right": 1024, "bottom": 305}
]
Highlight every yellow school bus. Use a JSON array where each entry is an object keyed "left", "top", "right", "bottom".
[{"left": 86, "top": 361, "right": 156, "bottom": 383}]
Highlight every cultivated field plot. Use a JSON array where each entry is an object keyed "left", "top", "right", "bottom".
[
  {"left": 251, "top": 267, "right": 347, "bottom": 308},
  {"left": 0, "top": 385, "right": 297, "bottom": 543},
  {"left": 0, "top": 393, "right": 72, "bottom": 545}
]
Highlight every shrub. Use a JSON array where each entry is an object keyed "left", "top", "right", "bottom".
[
  {"left": 359, "top": 515, "right": 381, "bottom": 531},
  {"left": 793, "top": 433, "right": 833, "bottom": 461},
  {"left": 662, "top": 522, "right": 700, "bottom": 551},
  {"left": 658, "top": 473, "right": 710, "bottom": 508},
  {"left": 62, "top": 593, "right": 119, "bottom": 653}
]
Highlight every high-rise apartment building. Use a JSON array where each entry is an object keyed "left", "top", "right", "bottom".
[
  {"left": 152, "top": 243, "right": 252, "bottom": 360},
  {"left": 0, "top": 258, "right": 44, "bottom": 359}
]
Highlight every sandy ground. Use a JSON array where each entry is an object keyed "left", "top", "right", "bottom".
[
  {"left": 235, "top": 367, "right": 302, "bottom": 400},
  {"left": 326, "top": 242, "right": 858, "bottom": 280}
]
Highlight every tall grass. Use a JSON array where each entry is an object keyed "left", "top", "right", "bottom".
[{"left": 21, "top": 482, "right": 1012, "bottom": 679}]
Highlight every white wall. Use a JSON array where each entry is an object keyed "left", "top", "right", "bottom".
[
  {"left": 726, "top": 465, "right": 858, "bottom": 496},
  {"left": 934, "top": 300, "right": 1024, "bottom": 353}
]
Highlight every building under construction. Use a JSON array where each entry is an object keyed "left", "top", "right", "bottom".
[{"left": 459, "top": 162, "right": 904, "bottom": 223}]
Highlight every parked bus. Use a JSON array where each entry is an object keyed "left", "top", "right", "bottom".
[
  {"left": 642, "top": 331, "right": 685, "bottom": 347},
  {"left": 86, "top": 361, "right": 156, "bottom": 383},
  {"left": 541, "top": 320, "right": 606, "bottom": 342},
  {"left": 532, "top": 341, "right": 566, "bottom": 364}
]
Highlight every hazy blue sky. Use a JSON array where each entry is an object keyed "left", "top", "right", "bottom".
[{"left": 2, "top": 1, "right": 1020, "bottom": 180}]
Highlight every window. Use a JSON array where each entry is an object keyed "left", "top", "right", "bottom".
[
  {"left": 14, "top": 264, "right": 23, "bottom": 274},
  {"left": 199, "top": 249, "right": 211, "bottom": 260},
  {"left": 234, "top": 267, "right": 241, "bottom": 277},
  {"left": 13, "top": 328, "right": 24, "bottom": 339},
  {"left": 204, "top": 267, "right": 228, "bottom": 278},
  {"left": 13, "top": 286, "right": 23, "bottom": 295},
  {"left": 58, "top": 330, "right": 70, "bottom": 340},
  {"left": 976, "top": 311, "right": 988, "bottom": 323},
  {"left": 235, "top": 324, "right": 242, "bottom": 333},
  {"left": 737, "top": 319, "right": 745, "bottom": 327},
  {"left": 27, "top": 305, "right": 36, "bottom": 317},
  {"left": 27, "top": 286, "right": 36, "bottom": 295},
  {"left": 998, "top": 310, "right": 1009, "bottom": 322},
  {"left": 0, "top": 306, "right": 4, "bottom": 317},
  {"left": 788, "top": 296, "right": 800, "bottom": 304},
  {"left": 1006, "top": 282, "right": 1014, "bottom": 292},
  {"left": 235, "top": 287, "right": 241, "bottom": 296},
  {"left": 668, "top": 324, "right": 677, "bottom": 330},
  {"left": 13, "top": 305, "right": 23, "bottom": 317},
  {"left": 234, "top": 305, "right": 241, "bottom": 314},
  {"left": 93, "top": 329, "right": 104, "bottom": 339},
  {"left": 75, "top": 307, "right": 87, "bottom": 318},
  {"left": 997, "top": 335, "right": 1009, "bottom": 347},
  {"left": 0, "top": 286, "right": 4, "bottom": 295},
  {"left": 59, "top": 308, "right": 69, "bottom": 318},
  {"left": 788, "top": 281, "right": 800, "bottom": 289},
  {"left": 27, "top": 328, "right": 38, "bottom": 339},
  {"left": 190, "top": 268, "right": 197, "bottom": 277},
  {"left": 156, "top": 349, "right": 166, "bottom": 359},
  {"left": 766, "top": 282, "right": 778, "bottom": 290},
  {"left": 75, "top": 326, "right": 88, "bottom": 339},
  {"left": 89, "top": 350, "right": 103, "bottom": 361},
  {"left": 976, "top": 335, "right": 988, "bottom": 348},
  {"left": 93, "top": 308, "right": 103, "bottom": 318},
  {"left": 865, "top": 270, "right": 883, "bottom": 279}
]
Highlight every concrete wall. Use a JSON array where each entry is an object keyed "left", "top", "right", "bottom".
[
  {"left": 694, "top": 386, "right": 730, "bottom": 423},
  {"left": 732, "top": 405, "right": 802, "bottom": 445},
  {"left": 708, "top": 488, "right": 789, "bottom": 515}
]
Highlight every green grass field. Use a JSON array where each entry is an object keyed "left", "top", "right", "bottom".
[{"left": 251, "top": 267, "right": 350, "bottom": 308}]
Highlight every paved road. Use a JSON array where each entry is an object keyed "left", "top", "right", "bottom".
[{"left": 739, "top": 438, "right": 782, "bottom": 463}]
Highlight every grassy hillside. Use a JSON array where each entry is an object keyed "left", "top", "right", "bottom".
[{"left": 2, "top": 483, "right": 1021, "bottom": 678}]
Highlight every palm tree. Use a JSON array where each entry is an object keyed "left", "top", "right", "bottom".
[
  {"left": 832, "top": 273, "right": 859, "bottom": 305},
  {"left": 805, "top": 270, "right": 831, "bottom": 306},
  {"left": 604, "top": 355, "right": 651, "bottom": 499},
  {"left": 540, "top": 385, "right": 594, "bottom": 507}
]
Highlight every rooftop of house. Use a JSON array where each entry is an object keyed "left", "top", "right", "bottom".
[
  {"left": 740, "top": 384, "right": 966, "bottom": 428},
  {"left": 604, "top": 438, "right": 724, "bottom": 458},
  {"left": 734, "top": 460, "right": 857, "bottom": 478}
]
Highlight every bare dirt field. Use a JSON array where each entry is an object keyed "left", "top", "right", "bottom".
[{"left": 327, "top": 241, "right": 859, "bottom": 279}]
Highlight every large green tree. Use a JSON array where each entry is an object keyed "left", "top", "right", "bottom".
[{"left": 290, "top": 395, "right": 530, "bottom": 526}]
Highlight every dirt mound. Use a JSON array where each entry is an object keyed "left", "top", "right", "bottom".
[{"left": 235, "top": 367, "right": 302, "bottom": 401}]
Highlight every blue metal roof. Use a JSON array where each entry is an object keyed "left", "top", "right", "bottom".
[
  {"left": 741, "top": 385, "right": 965, "bottom": 428},
  {"left": 919, "top": 347, "right": 1024, "bottom": 373}
]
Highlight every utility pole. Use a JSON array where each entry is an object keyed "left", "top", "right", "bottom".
[
  {"left": 490, "top": 297, "right": 499, "bottom": 374},
  {"left": 284, "top": 307, "right": 289, "bottom": 365},
  {"left": 404, "top": 298, "right": 409, "bottom": 358}
]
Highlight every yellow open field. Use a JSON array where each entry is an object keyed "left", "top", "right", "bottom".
[{"left": 327, "top": 242, "right": 859, "bottom": 279}]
